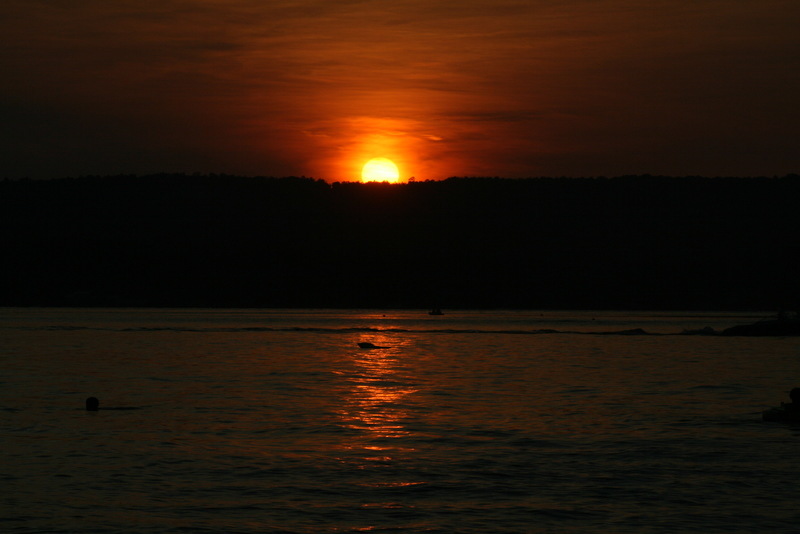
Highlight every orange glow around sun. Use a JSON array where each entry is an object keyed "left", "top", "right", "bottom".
[{"left": 361, "top": 158, "right": 400, "bottom": 183}]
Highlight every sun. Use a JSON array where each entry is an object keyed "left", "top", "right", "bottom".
[{"left": 361, "top": 158, "right": 400, "bottom": 183}]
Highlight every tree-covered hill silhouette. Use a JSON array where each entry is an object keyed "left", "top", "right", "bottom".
[{"left": 2, "top": 174, "right": 798, "bottom": 310}]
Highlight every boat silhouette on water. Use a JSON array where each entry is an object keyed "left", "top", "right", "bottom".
[{"left": 357, "top": 342, "right": 386, "bottom": 349}]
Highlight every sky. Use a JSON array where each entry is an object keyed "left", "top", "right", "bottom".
[{"left": 2, "top": 0, "right": 798, "bottom": 181}]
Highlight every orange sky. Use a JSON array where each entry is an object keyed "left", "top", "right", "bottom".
[{"left": 2, "top": 1, "right": 798, "bottom": 180}]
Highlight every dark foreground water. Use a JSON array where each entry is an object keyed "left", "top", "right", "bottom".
[{"left": 2, "top": 308, "right": 799, "bottom": 533}]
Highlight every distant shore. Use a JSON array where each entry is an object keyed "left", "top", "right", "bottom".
[{"left": 3, "top": 174, "right": 798, "bottom": 310}]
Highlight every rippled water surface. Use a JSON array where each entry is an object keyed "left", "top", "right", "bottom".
[{"left": 2, "top": 308, "right": 799, "bottom": 533}]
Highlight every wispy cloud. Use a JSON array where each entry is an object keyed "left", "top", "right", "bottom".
[{"left": 2, "top": 0, "right": 798, "bottom": 178}]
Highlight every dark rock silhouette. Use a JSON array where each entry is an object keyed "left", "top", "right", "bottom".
[
  {"left": 682, "top": 326, "right": 717, "bottom": 335},
  {"left": 763, "top": 388, "right": 800, "bottom": 422},
  {"left": 722, "top": 316, "right": 800, "bottom": 336}
]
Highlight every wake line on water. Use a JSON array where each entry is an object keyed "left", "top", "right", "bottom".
[{"left": 10, "top": 325, "right": 700, "bottom": 336}]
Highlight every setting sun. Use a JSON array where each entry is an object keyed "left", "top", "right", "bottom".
[{"left": 361, "top": 158, "right": 400, "bottom": 183}]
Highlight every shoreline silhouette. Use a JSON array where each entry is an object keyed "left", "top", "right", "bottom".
[{"left": 3, "top": 174, "right": 797, "bottom": 311}]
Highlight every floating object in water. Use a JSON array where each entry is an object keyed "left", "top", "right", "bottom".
[
  {"left": 358, "top": 342, "right": 385, "bottom": 349},
  {"left": 429, "top": 308, "right": 444, "bottom": 316},
  {"left": 84, "top": 396, "right": 140, "bottom": 411}
]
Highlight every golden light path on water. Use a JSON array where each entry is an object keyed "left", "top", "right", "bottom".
[
  {"left": 338, "top": 331, "right": 417, "bottom": 447},
  {"left": 334, "top": 318, "right": 428, "bottom": 497}
]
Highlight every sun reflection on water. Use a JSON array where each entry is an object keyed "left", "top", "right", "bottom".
[
  {"left": 336, "top": 333, "right": 419, "bottom": 451},
  {"left": 332, "top": 324, "right": 433, "bottom": 518}
]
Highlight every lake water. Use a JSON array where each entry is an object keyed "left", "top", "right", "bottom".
[{"left": 2, "top": 308, "right": 799, "bottom": 533}]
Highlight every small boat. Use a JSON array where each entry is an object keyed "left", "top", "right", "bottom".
[
  {"left": 357, "top": 342, "right": 385, "bottom": 349},
  {"left": 428, "top": 308, "right": 444, "bottom": 316}
]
